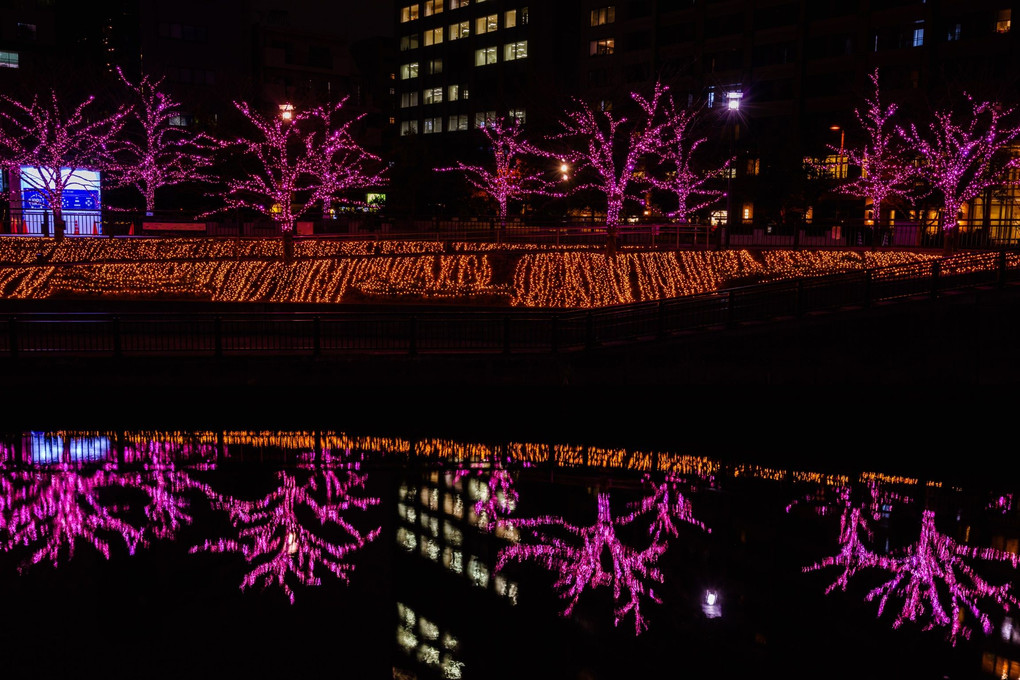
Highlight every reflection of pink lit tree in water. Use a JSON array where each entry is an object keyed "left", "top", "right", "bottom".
[
  {"left": 866, "top": 510, "right": 1020, "bottom": 643},
  {"left": 0, "top": 466, "right": 145, "bottom": 569},
  {"left": 453, "top": 463, "right": 521, "bottom": 531},
  {"left": 190, "top": 470, "right": 380, "bottom": 604},
  {"left": 130, "top": 459, "right": 218, "bottom": 541},
  {"left": 498, "top": 492, "right": 671, "bottom": 634},
  {"left": 621, "top": 474, "right": 710, "bottom": 538},
  {"left": 805, "top": 494, "right": 1020, "bottom": 644}
]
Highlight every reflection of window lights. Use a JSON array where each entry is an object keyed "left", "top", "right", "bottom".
[
  {"left": 504, "top": 40, "right": 527, "bottom": 60},
  {"left": 590, "top": 38, "right": 615, "bottom": 56},
  {"left": 424, "top": 27, "right": 443, "bottom": 45},
  {"left": 400, "top": 4, "right": 420, "bottom": 22},
  {"left": 474, "top": 46, "right": 497, "bottom": 65},
  {"left": 449, "top": 20, "right": 470, "bottom": 39},
  {"left": 400, "top": 62, "right": 419, "bottom": 79},
  {"left": 443, "top": 520, "right": 463, "bottom": 545},
  {"left": 442, "top": 546, "right": 464, "bottom": 573},
  {"left": 421, "top": 486, "right": 439, "bottom": 509},
  {"left": 467, "top": 555, "right": 490, "bottom": 587},
  {"left": 996, "top": 9, "right": 1012, "bottom": 33},
  {"left": 423, "top": 0, "right": 443, "bottom": 16},
  {"left": 476, "top": 14, "right": 498, "bottom": 33},
  {"left": 591, "top": 6, "right": 616, "bottom": 26},
  {"left": 420, "top": 537, "right": 440, "bottom": 561},
  {"left": 423, "top": 117, "right": 442, "bottom": 134},
  {"left": 396, "top": 526, "right": 417, "bottom": 550},
  {"left": 444, "top": 492, "right": 464, "bottom": 517}
]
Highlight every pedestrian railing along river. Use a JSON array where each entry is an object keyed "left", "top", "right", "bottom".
[{"left": 1, "top": 250, "right": 1016, "bottom": 358}]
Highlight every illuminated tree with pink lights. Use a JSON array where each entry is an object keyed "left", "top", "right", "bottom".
[
  {"left": 0, "top": 91, "right": 128, "bottom": 240},
  {"left": 621, "top": 474, "right": 710, "bottom": 538},
  {"left": 835, "top": 69, "right": 915, "bottom": 240},
  {"left": 497, "top": 492, "right": 667, "bottom": 634},
  {"left": 190, "top": 469, "right": 380, "bottom": 604},
  {"left": 440, "top": 116, "right": 555, "bottom": 227},
  {"left": 214, "top": 98, "right": 386, "bottom": 259},
  {"left": 0, "top": 466, "right": 145, "bottom": 570},
  {"left": 111, "top": 68, "right": 215, "bottom": 214},
  {"left": 900, "top": 94, "right": 1020, "bottom": 254},
  {"left": 548, "top": 82, "right": 669, "bottom": 253},
  {"left": 802, "top": 491, "right": 883, "bottom": 594},
  {"left": 131, "top": 460, "right": 219, "bottom": 541},
  {"left": 646, "top": 98, "right": 731, "bottom": 224}
]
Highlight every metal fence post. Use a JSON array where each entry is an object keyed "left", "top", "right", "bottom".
[
  {"left": 112, "top": 316, "right": 121, "bottom": 357},
  {"left": 214, "top": 316, "right": 223, "bottom": 357}
]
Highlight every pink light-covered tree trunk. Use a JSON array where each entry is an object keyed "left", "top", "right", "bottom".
[
  {"left": 0, "top": 91, "right": 127, "bottom": 240},
  {"left": 112, "top": 68, "right": 215, "bottom": 214},
  {"left": 547, "top": 82, "right": 669, "bottom": 254},
  {"left": 836, "top": 69, "right": 914, "bottom": 241},
  {"left": 900, "top": 94, "right": 1020, "bottom": 254},
  {"left": 440, "top": 116, "right": 556, "bottom": 226}
]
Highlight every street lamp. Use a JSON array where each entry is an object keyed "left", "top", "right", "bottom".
[
  {"left": 829, "top": 125, "right": 845, "bottom": 179},
  {"left": 723, "top": 91, "right": 742, "bottom": 249}
]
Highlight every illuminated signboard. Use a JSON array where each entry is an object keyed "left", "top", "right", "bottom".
[{"left": 18, "top": 166, "right": 103, "bottom": 235}]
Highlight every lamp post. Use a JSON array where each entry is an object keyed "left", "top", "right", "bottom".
[{"left": 723, "top": 91, "right": 742, "bottom": 249}]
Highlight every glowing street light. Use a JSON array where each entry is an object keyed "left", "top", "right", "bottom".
[{"left": 278, "top": 103, "right": 295, "bottom": 121}]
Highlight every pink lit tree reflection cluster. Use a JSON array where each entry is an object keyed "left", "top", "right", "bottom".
[
  {"left": 802, "top": 484, "right": 1020, "bottom": 644},
  {"left": 190, "top": 469, "right": 380, "bottom": 604},
  {"left": 497, "top": 474, "right": 708, "bottom": 634},
  {"left": 453, "top": 459, "right": 525, "bottom": 531}
]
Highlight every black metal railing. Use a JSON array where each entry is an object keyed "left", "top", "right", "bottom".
[{"left": 1, "top": 251, "right": 1016, "bottom": 358}]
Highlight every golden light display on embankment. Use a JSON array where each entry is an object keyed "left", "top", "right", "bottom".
[{"left": 0, "top": 237, "right": 977, "bottom": 309}]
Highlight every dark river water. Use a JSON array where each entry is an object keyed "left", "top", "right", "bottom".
[{"left": 0, "top": 406, "right": 1016, "bottom": 680}]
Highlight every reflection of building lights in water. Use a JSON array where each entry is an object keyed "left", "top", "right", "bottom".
[
  {"left": 285, "top": 530, "right": 299, "bottom": 555},
  {"left": 702, "top": 589, "right": 722, "bottom": 619}
]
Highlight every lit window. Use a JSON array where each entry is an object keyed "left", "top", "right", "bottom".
[
  {"left": 474, "top": 46, "right": 497, "bottom": 65},
  {"left": 591, "top": 6, "right": 616, "bottom": 26},
  {"left": 423, "top": 116, "right": 442, "bottom": 134},
  {"left": 424, "top": 87, "right": 443, "bottom": 104},
  {"left": 912, "top": 21, "right": 924, "bottom": 46},
  {"left": 505, "top": 9, "right": 517, "bottom": 27},
  {"left": 590, "top": 38, "right": 615, "bottom": 56},
  {"left": 448, "top": 84, "right": 460, "bottom": 100},
  {"left": 400, "top": 34, "right": 420, "bottom": 50},
  {"left": 947, "top": 23, "right": 961, "bottom": 40},
  {"left": 475, "top": 14, "right": 498, "bottom": 33},
  {"left": 475, "top": 110, "right": 496, "bottom": 128},
  {"left": 424, "top": 27, "right": 443, "bottom": 45},
  {"left": 996, "top": 9, "right": 1011, "bottom": 33},
  {"left": 509, "top": 108, "right": 526, "bottom": 123},
  {"left": 504, "top": 40, "right": 528, "bottom": 60},
  {"left": 400, "top": 62, "right": 419, "bottom": 79},
  {"left": 423, "top": 0, "right": 443, "bottom": 16},
  {"left": 449, "top": 0, "right": 469, "bottom": 7},
  {"left": 168, "top": 114, "right": 193, "bottom": 127},
  {"left": 449, "top": 21, "right": 470, "bottom": 40},
  {"left": 0, "top": 50, "right": 20, "bottom": 69},
  {"left": 521, "top": 7, "right": 529, "bottom": 24},
  {"left": 400, "top": 91, "right": 419, "bottom": 108},
  {"left": 448, "top": 114, "right": 469, "bottom": 131},
  {"left": 462, "top": 87, "right": 469, "bottom": 99},
  {"left": 401, "top": 120, "right": 419, "bottom": 135},
  {"left": 400, "top": 4, "right": 420, "bottom": 22}
]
